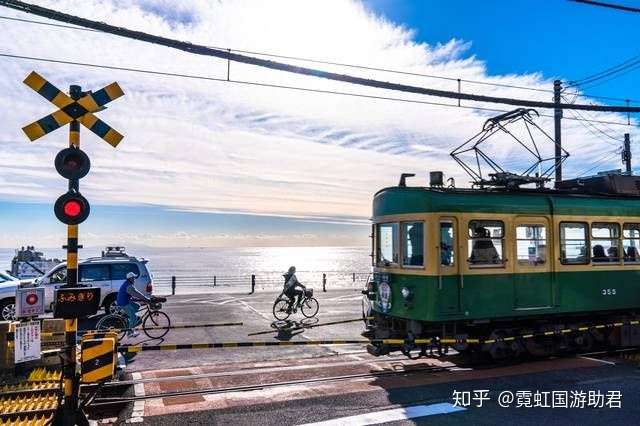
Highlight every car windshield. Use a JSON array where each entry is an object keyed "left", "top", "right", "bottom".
[{"left": 0, "top": 272, "right": 18, "bottom": 282}]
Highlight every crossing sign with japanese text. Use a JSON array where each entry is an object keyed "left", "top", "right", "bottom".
[{"left": 14, "top": 321, "right": 41, "bottom": 364}]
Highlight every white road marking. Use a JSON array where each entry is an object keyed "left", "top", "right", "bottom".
[
  {"left": 578, "top": 356, "right": 617, "bottom": 366},
  {"left": 326, "top": 294, "right": 362, "bottom": 302},
  {"left": 299, "top": 403, "right": 466, "bottom": 426},
  {"left": 128, "top": 372, "right": 145, "bottom": 423}
]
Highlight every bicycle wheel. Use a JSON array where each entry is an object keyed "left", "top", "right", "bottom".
[
  {"left": 96, "top": 314, "right": 127, "bottom": 340},
  {"left": 273, "top": 299, "right": 291, "bottom": 320},
  {"left": 143, "top": 311, "right": 171, "bottom": 339},
  {"left": 301, "top": 298, "right": 319, "bottom": 318}
]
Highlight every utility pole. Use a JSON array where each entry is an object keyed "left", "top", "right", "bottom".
[
  {"left": 554, "top": 80, "right": 563, "bottom": 187},
  {"left": 623, "top": 133, "right": 632, "bottom": 175}
]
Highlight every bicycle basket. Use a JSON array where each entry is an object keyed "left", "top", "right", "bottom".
[
  {"left": 304, "top": 288, "right": 313, "bottom": 298},
  {"left": 150, "top": 302, "right": 162, "bottom": 310}
]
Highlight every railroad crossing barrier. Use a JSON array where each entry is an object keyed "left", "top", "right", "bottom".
[{"left": 80, "top": 332, "right": 117, "bottom": 384}]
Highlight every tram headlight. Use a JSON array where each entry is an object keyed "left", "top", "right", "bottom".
[{"left": 401, "top": 287, "right": 412, "bottom": 300}]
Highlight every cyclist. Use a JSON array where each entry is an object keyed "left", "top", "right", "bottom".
[
  {"left": 117, "top": 272, "right": 151, "bottom": 337},
  {"left": 283, "top": 266, "right": 306, "bottom": 313}
]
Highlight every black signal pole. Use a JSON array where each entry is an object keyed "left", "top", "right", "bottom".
[
  {"left": 623, "top": 133, "right": 632, "bottom": 175},
  {"left": 554, "top": 80, "right": 563, "bottom": 187}
]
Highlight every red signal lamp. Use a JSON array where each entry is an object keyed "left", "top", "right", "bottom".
[
  {"left": 26, "top": 293, "right": 38, "bottom": 305},
  {"left": 54, "top": 191, "right": 90, "bottom": 225}
]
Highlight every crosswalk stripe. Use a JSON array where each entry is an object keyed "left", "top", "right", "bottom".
[{"left": 299, "top": 403, "right": 466, "bottom": 426}]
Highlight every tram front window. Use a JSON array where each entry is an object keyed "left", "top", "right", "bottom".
[
  {"left": 377, "top": 223, "right": 398, "bottom": 266},
  {"left": 402, "top": 221, "right": 424, "bottom": 266}
]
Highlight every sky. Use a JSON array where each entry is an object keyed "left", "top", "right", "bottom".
[{"left": 0, "top": 0, "right": 639, "bottom": 249}]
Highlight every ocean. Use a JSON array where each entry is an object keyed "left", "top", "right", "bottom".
[{"left": 0, "top": 246, "right": 372, "bottom": 294}]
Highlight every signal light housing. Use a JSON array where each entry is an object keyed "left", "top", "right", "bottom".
[
  {"left": 54, "top": 191, "right": 90, "bottom": 225},
  {"left": 55, "top": 146, "right": 90, "bottom": 180}
]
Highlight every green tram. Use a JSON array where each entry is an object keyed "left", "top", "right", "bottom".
[{"left": 364, "top": 173, "right": 640, "bottom": 359}]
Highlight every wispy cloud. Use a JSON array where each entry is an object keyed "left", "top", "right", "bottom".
[{"left": 0, "top": 0, "right": 636, "bottom": 231}]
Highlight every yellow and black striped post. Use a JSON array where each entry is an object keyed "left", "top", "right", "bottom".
[{"left": 61, "top": 84, "right": 82, "bottom": 426}]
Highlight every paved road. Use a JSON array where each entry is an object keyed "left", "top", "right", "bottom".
[
  {"left": 82, "top": 290, "right": 640, "bottom": 425},
  {"left": 110, "top": 350, "right": 640, "bottom": 425},
  {"left": 104, "top": 289, "right": 369, "bottom": 372}
]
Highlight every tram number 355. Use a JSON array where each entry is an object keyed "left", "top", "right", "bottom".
[{"left": 602, "top": 288, "right": 617, "bottom": 296}]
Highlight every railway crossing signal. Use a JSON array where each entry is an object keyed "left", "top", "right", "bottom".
[
  {"left": 22, "top": 71, "right": 125, "bottom": 426},
  {"left": 22, "top": 71, "right": 124, "bottom": 146},
  {"left": 54, "top": 146, "right": 91, "bottom": 225}
]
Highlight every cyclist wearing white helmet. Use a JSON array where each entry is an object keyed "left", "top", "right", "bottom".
[
  {"left": 117, "top": 271, "right": 151, "bottom": 337},
  {"left": 283, "top": 266, "right": 306, "bottom": 313}
]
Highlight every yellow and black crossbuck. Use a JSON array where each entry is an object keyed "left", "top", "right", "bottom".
[{"left": 22, "top": 71, "right": 124, "bottom": 147}]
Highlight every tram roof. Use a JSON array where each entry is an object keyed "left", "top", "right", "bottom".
[{"left": 373, "top": 186, "right": 640, "bottom": 218}]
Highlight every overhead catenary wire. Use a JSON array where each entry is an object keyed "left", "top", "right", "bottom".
[
  {"left": 570, "top": 0, "right": 640, "bottom": 13},
  {"left": 0, "top": 13, "right": 556, "bottom": 95},
  {"left": 568, "top": 54, "right": 640, "bottom": 88},
  {"left": 575, "top": 150, "right": 621, "bottom": 177},
  {"left": 4, "top": 14, "right": 639, "bottom": 105},
  {"left": 1, "top": 0, "right": 640, "bottom": 114},
  {"left": 0, "top": 51, "right": 633, "bottom": 127}
]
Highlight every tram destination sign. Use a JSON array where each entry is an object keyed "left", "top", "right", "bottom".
[{"left": 54, "top": 287, "right": 100, "bottom": 319}]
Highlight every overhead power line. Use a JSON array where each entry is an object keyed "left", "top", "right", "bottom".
[
  {"left": 568, "top": 53, "right": 640, "bottom": 89},
  {"left": 570, "top": 0, "right": 640, "bottom": 13},
  {"left": 0, "top": 14, "right": 554, "bottom": 95},
  {"left": 0, "top": 52, "right": 632, "bottom": 127},
  {"left": 1, "top": 0, "right": 640, "bottom": 114},
  {"left": 576, "top": 150, "right": 621, "bottom": 177}
]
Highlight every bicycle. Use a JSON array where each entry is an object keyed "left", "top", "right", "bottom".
[
  {"left": 273, "top": 288, "right": 319, "bottom": 320},
  {"left": 96, "top": 297, "right": 170, "bottom": 339}
]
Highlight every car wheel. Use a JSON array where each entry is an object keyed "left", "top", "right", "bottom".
[
  {"left": 0, "top": 299, "right": 16, "bottom": 321},
  {"left": 103, "top": 294, "right": 118, "bottom": 315}
]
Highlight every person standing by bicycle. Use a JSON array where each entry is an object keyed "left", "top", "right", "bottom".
[
  {"left": 283, "top": 266, "right": 306, "bottom": 313},
  {"left": 117, "top": 272, "right": 152, "bottom": 337}
]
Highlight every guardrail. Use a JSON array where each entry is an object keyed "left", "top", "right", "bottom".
[{"left": 152, "top": 271, "right": 371, "bottom": 295}]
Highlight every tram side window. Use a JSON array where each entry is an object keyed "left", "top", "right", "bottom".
[
  {"left": 591, "top": 223, "right": 620, "bottom": 263},
  {"left": 468, "top": 220, "right": 504, "bottom": 266},
  {"left": 560, "top": 222, "right": 588, "bottom": 264},
  {"left": 377, "top": 223, "right": 398, "bottom": 266},
  {"left": 402, "top": 222, "right": 424, "bottom": 266},
  {"left": 516, "top": 225, "right": 547, "bottom": 266},
  {"left": 623, "top": 223, "right": 640, "bottom": 263}
]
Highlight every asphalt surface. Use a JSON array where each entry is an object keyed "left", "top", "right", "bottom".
[
  {"left": 83, "top": 289, "right": 368, "bottom": 372},
  {"left": 78, "top": 290, "right": 640, "bottom": 425},
  {"left": 134, "top": 356, "right": 640, "bottom": 426}
]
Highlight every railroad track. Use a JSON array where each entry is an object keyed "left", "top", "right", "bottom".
[
  {"left": 87, "top": 358, "right": 461, "bottom": 407},
  {"left": 86, "top": 346, "right": 638, "bottom": 409}
]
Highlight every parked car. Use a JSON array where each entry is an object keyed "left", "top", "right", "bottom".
[
  {"left": 0, "top": 247, "right": 153, "bottom": 321},
  {"left": 0, "top": 271, "right": 21, "bottom": 321}
]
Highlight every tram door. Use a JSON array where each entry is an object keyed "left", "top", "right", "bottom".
[
  {"left": 513, "top": 218, "right": 553, "bottom": 309},
  {"left": 438, "top": 219, "right": 461, "bottom": 313}
]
